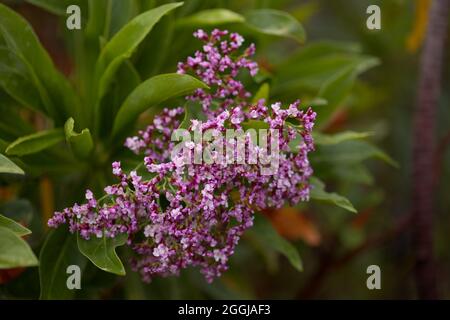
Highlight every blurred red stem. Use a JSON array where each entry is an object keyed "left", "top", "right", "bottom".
[{"left": 411, "top": 0, "right": 449, "bottom": 299}]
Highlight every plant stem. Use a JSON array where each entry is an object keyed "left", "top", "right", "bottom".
[{"left": 411, "top": 0, "right": 449, "bottom": 299}]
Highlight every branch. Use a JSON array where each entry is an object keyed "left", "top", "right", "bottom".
[{"left": 411, "top": 0, "right": 449, "bottom": 299}]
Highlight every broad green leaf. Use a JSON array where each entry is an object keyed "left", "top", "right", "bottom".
[
  {"left": 311, "top": 140, "right": 398, "bottom": 167},
  {"left": 332, "top": 163, "right": 374, "bottom": 185},
  {"left": 0, "top": 153, "right": 24, "bottom": 175},
  {"left": 313, "top": 131, "right": 371, "bottom": 145},
  {"left": 94, "top": 2, "right": 183, "bottom": 129},
  {"left": 178, "top": 101, "right": 204, "bottom": 130},
  {"left": 0, "top": 4, "right": 79, "bottom": 124},
  {"left": 0, "top": 226, "right": 38, "bottom": 269},
  {"left": 0, "top": 90, "right": 35, "bottom": 139},
  {"left": 0, "top": 214, "right": 31, "bottom": 236},
  {"left": 99, "top": 60, "right": 142, "bottom": 136},
  {"left": 135, "top": 13, "right": 174, "bottom": 78},
  {"left": 310, "top": 177, "right": 357, "bottom": 213},
  {"left": 245, "top": 9, "right": 306, "bottom": 43},
  {"left": 176, "top": 9, "right": 245, "bottom": 27},
  {"left": 85, "top": 0, "right": 110, "bottom": 40},
  {"left": 0, "top": 47, "right": 46, "bottom": 114},
  {"left": 252, "top": 82, "right": 270, "bottom": 104},
  {"left": 112, "top": 73, "right": 208, "bottom": 138},
  {"left": 273, "top": 42, "right": 366, "bottom": 97},
  {"left": 316, "top": 57, "right": 379, "bottom": 125},
  {"left": 249, "top": 214, "right": 303, "bottom": 272},
  {"left": 64, "top": 118, "right": 94, "bottom": 160},
  {"left": 6, "top": 129, "right": 64, "bottom": 157},
  {"left": 39, "top": 227, "right": 87, "bottom": 299},
  {"left": 77, "top": 233, "right": 127, "bottom": 276},
  {"left": 109, "top": 0, "right": 140, "bottom": 38}
]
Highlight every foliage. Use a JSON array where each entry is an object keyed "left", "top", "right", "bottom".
[{"left": 0, "top": 0, "right": 398, "bottom": 299}]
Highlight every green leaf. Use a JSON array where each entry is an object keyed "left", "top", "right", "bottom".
[
  {"left": 6, "top": 129, "right": 64, "bottom": 157},
  {"left": 244, "top": 9, "right": 306, "bottom": 43},
  {"left": 0, "top": 214, "right": 31, "bottom": 236},
  {"left": 0, "top": 90, "right": 35, "bottom": 139},
  {"left": 176, "top": 9, "right": 245, "bottom": 27},
  {"left": 311, "top": 140, "right": 398, "bottom": 167},
  {"left": 272, "top": 42, "right": 369, "bottom": 98},
  {"left": 77, "top": 233, "right": 127, "bottom": 276},
  {"left": 249, "top": 215, "right": 303, "bottom": 272},
  {"left": 39, "top": 227, "right": 87, "bottom": 299},
  {"left": 85, "top": 0, "right": 110, "bottom": 40},
  {"left": 316, "top": 57, "right": 379, "bottom": 125},
  {"left": 94, "top": 2, "right": 183, "bottom": 130},
  {"left": 0, "top": 153, "right": 24, "bottom": 175},
  {"left": 109, "top": 0, "right": 140, "bottom": 38},
  {"left": 64, "top": 118, "right": 94, "bottom": 160},
  {"left": 0, "top": 226, "right": 38, "bottom": 269},
  {"left": 310, "top": 177, "right": 357, "bottom": 213},
  {"left": 0, "top": 4, "right": 79, "bottom": 124},
  {"left": 252, "top": 82, "right": 270, "bottom": 104},
  {"left": 135, "top": 12, "right": 174, "bottom": 78},
  {"left": 313, "top": 131, "right": 371, "bottom": 145},
  {"left": 0, "top": 47, "right": 47, "bottom": 114},
  {"left": 112, "top": 73, "right": 208, "bottom": 138}
]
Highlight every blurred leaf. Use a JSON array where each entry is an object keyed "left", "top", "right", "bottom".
[
  {"left": 95, "top": 2, "right": 183, "bottom": 130},
  {"left": 0, "top": 4, "right": 79, "bottom": 124},
  {"left": 250, "top": 214, "right": 303, "bottom": 271},
  {"left": 312, "top": 140, "right": 398, "bottom": 167},
  {"left": 273, "top": 42, "right": 367, "bottom": 98},
  {"left": 0, "top": 153, "right": 24, "bottom": 175},
  {"left": 0, "top": 226, "right": 38, "bottom": 269},
  {"left": 0, "top": 214, "right": 31, "bottom": 236},
  {"left": 6, "top": 129, "right": 64, "bottom": 157},
  {"left": 332, "top": 163, "right": 374, "bottom": 185},
  {"left": 313, "top": 131, "right": 371, "bottom": 145},
  {"left": 109, "top": 0, "right": 140, "bottom": 37},
  {"left": 0, "top": 91, "right": 35, "bottom": 139},
  {"left": 244, "top": 9, "right": 306, "bottom": 43},
  {"left": 39, "top": 227, "right": 87, "bottom": 299},
  {"left": 85, "top": 0, "right": 110, "bottom": 40},
  {"left": 77, "top": 233, "right": 127, "bottom": 276},
  {"left": 176, "top": 8, "right": 245, "bottom": 27},
  {"left": 267, "top": 207, "right": 321, "bottom": 246},
  {"left": 100, "top": 60, "right": 142, "bottom": 136},
  {"left": 316, "top": 57, "right": 379, "bottom": 125},
  {"left": 135, "top": 13, "right": 174, "bottom": 78},
  {"left": 64, "top": 118, "right": 94, "bottom": 160},
  {"left": 252, "top": 82, "right": 270, "bottom": 104},
  {"left": 0, "top": 47, "right": 47, "bottom": 114},
  {"left": 310, "top": 176, "right": 357, "bottom": 213},
  {"left": 291, "top": 1, "right": 320, "bottom": 23},
  {"left": 112, "top": 73, "right": 208, "bottom": 138}
]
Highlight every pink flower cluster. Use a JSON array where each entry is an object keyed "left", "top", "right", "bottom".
[
  {"left": 177, "top": 29, "right": 258, "bottom": 116},
  {"left": 48, "top": 29, "right": 316, "bottom": 283}
]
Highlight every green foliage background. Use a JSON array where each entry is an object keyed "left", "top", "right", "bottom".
[{"left": 0, "top": 0, "right": 448, "bottom": 299}]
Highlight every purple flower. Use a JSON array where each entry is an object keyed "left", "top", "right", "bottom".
[{"left": 48, "top": 29, "right": 316, "bottom": 284}]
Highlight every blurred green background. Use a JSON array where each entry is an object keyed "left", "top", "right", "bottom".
[{"left": 0, "top": 0, "right": 449, "bottom": 299}]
